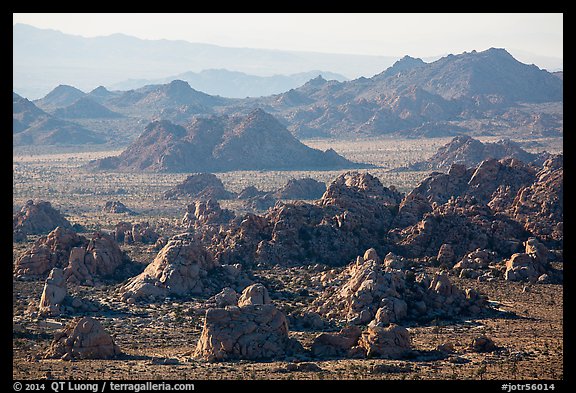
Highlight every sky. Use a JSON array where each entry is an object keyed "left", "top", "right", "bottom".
[{"left": 13, "top": 13, "right": 563, "bottom": 61}]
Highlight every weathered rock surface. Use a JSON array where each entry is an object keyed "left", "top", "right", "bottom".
[
  {"left": 14, "top": 227, "right": 87, "bottom": 279},
  {"left": 310, "top": 326, "right": 362, "bottom": 358},
  {"left": 13, "top": 200, "right": 72, "bottom": 237},
  {"left": 63, "top": 232, "right": 126, "bottom": 286},
  {"left": 504, "top": 237, "right": 552, "bottom": 282},
  {"left": 164, "top": 173, "right": 235, "bottom": 200},
  {"left": 313, "top": 248, "right": 487, "bottom": 325},
  {"left": 357, "top": 323, "right": 412, "bottom": 358},
  {"left": 182, "top": 199, "right": 235, "bottom": 230},
  {"left": 194, "top": 284, "right": 299, "bottom": 361},
  {"left": 38, "top": 268, "right": 67, "bottom": 317},
  {"left": 506, "top": 155, "right": 563, "bottom": 244},
  {"left": 120, "top": 234, "right": 216, "bottom": 303},
  {"left": 237, "top": 283, "right": 271, "bottom": 307},
  {"left": 44, "top": 317, "right": 121, "bottom": 360}
]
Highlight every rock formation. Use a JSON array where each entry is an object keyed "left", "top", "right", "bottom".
[
  {"left": 14, "top": 227, "right": 87, "bottom": 279},
  {"left": 113, "top": 221, "right": 160, "bottom": 244},
  {"left": 38, "top": 268, "right": 67, "bottom": 316},
  {"left": 13, "top": 200, "right": 72, "bottom": 237},
  {"left": 312, "top": 248, "right": 487, "bottom": 325},
  {"left": 102, "top": 200, "right": 136, "bottom": 215},
  {"left": 63, "top": 232, "right": 126, "bottom": 286},
  {"left": 120, "top": 234, "right": 216, "bottom": 303},
  {"left": 504, "top": 237, "right": 552, "bottom": 282},
  {"left": 163, "top": 173, "right": 235, "bottom": 200},
  {"left": 194, "top": 283, "right": 300, "bottom": 361},
  {"left": 398, "top": 135, "right": 547, "bottom": 172},
  {"left": 44, "top": 317, "right": 122, "bottom": 360},
  {"left": 273, "top": 178, "right": 326, "bottom": 200}
]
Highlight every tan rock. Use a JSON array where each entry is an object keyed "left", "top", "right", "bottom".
[
  {"left": 194, "top": 303, "right": 295, "bottom": 361},
  {"left": 357, "top": 323, "right": 412, "bottom": 358},
  {"left": 38, "top": 268, "right": 67, "bottom": 317},
  {"left": 121, "top": 234, "right": 215, "bottom": 303},
  {"left": 237, "top": 283, "right": 271, "bottom": 307},
  {"left": 44, "top": 317, "right": 121, "bottom": 360}
]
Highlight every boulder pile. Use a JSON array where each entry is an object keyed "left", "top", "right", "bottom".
[
  {"left": 13, "top": 200, "right": 73, "bottom": 240},
  {"left": 44, "top": 317, "right": 122, "bottom": 360},
  {"left": 194, "top": 283, "right": 301, "bottom": 361}
]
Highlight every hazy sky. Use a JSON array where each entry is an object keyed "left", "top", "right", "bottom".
[{"left": 13, "top": 13, "right": 563, "bottom": 60}]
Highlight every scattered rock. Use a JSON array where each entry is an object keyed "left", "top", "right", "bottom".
[{"left": 469, "top": 335, "right": 497, "bottom": 353}]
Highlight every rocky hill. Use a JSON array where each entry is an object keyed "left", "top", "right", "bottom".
[
  {"left": 13, "top": 93, "right": 105, "bottom": 146},
  {"left": 87, "top": 109, "right": 362, "bottom": 172},
  {"left": 33, "top": 85, "right": 87, "bottom": 112},
  {"left": 53, "top": 97, "right": 122, "bottom": 119},
  {"left": 395, "top": 135, "right": 548, "bottom": 171}
]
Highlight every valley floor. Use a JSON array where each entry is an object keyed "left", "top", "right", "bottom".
[{"left": 12, "top": 136, "right": 564, "bottom": 382}]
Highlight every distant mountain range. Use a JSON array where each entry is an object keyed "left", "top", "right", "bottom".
[
  {"left": 13, "top": 93, "right": 105, "bottom": 146},
  {"left": 13, "top": 23, "right": 394, "bottom": 99},
  {"left": 108, "top": 69, "right": 349, "bottom": 98},
  {"left": 14, "top": 48, "right": 563, "bottom": 147},
  {"left": 86, "top": 109, "right": 362, "bottom": 172}
]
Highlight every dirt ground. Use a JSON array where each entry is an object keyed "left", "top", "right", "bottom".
[{"left": 12, "top": 137, "right": 564, "bottom": 381}]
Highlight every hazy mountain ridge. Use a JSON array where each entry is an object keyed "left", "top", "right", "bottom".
[
  {"left": 109, "top": 69, "right": 349, "bottom": 98},
  {"left": 13, "top": 93, "right": 106, "bottom": 146},
  {"left": 13, "top": 23, "right": 396, "bottom": 99},
  {"left": 14, "top": 48, "right": 563, "bottom": 147}
]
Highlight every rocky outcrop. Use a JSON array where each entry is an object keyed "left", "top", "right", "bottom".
[
  {"left": 357, "top": 324, "right": 412, "bottom": 358},
  {"left": 182, "top": 199, "right": 235, "bottom": 230},
  {"left": 163, "top": 173, "right": 235, "bottom": 200},
  {"left": 194, "top": 284, "right": 300, "bottom": 361},
  {"left": 44, "top": 317, "right": 122, "bottom": 360},
  {"left": 120, "top": 234, "right": 216, "bottom": 303},
  {"left": 14, "top": 227, "right": 87, "bottom": 279},
  {"left": 399, "top": 135, "right": 546, "bottom": 172},
  {"left": 63, "top": 232, "right": 126, "bottom": 286},
  {"left": 313, "top": 248, "right": 487, "bottom": 325},
  {"left": 113, "top": 221, "right": 160, "bottom": 244},
  {"left": 13, "top": 200, "right": 72, "bottom": 237},
  {"left": 237, "top": 283, "right": 271, "bottom": 307},
  {"left": 506, "top": 155, "right": 563, "bottom": 244},
  {"left": 38, "top": 268, "right": 67, "bottom": 317},
  {"left": 504, "top": 237, "right": 552, "bottom": 282},
  {"left": 310, "top": 326, "right": 362, "bottom": 358},
  {"left": 273, "top": 178, "right": 326, "bottom": 200},
  {"left": 102, "top": 200, "right": 136, "bottom": 215},
  {"left": 395, "top": 195, "right": 529, "bottom": 261}
]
